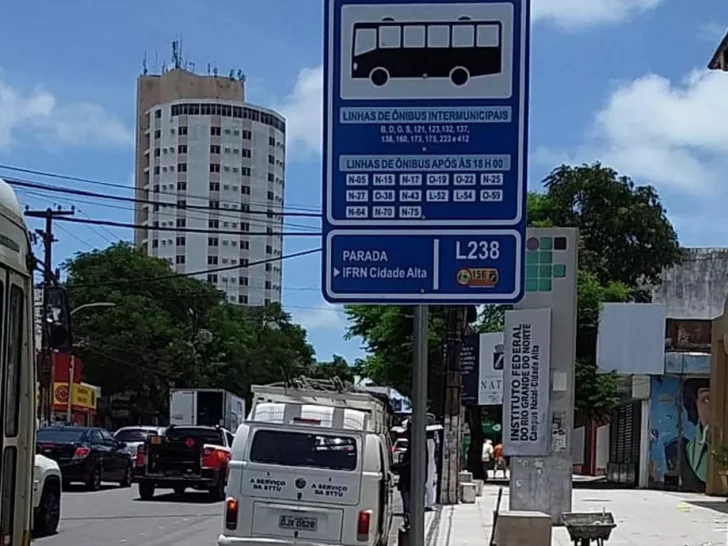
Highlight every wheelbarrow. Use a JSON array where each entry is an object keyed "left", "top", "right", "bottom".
[{"left": 561, "top": 511, "right": 616, "bottom": 546}]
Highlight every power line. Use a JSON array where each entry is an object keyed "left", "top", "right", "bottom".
[
  {"left": 16, "top": 186, "right": 317, "bottom": 234},
  {"left": 53, "top": 215, "right": 320, "bottom": 236},
  {"left": 0, "top": 163, "right": 322, "bottom": 213},
  {"left": 68, "top": 247, "right": 322, "bottom": 288},
  {"left": 6, "top": 178, "right": 321, "bottom": 219}
]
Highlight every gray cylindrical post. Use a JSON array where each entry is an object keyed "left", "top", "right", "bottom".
[{"left": 410, "top": 305, "right": 429, "bottom": 546}]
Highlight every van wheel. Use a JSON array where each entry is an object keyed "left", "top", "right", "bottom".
[
  {"left": 33, "top": 481, "right": 60, "bottom": 537},
  {"left": 138, "top": 482, "right": 155, "bottom": 500}
]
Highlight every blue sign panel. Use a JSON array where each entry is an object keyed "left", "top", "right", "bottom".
[
  {"left": 325, "top": 230, "right": 523, "bottom": 303},
  {"left": 322, "top": 0, "right": 530, "bottom": 304}
]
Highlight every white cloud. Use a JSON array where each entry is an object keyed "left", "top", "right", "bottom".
[
  {"left": 293, "top": 302, "right": 347, "bottom": 332},
  {"left": 533, "top": 0, "right": 664, "bottom": 29},
  {"left": 275, "top": 66, "right": 323, "bottom": 158},
  {"left": 0, "top": 70, "right": 133, "bottom": 151},
  {"left": 536, "top": 69, "right": 728, "bottom": 194}
]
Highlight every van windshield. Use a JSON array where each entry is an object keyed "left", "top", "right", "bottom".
[{"left": 250, "top": 429, "right": 357, "bottom": 471}]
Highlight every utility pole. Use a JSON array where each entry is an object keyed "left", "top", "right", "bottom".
[
  {"left": 26, "top": 206, "right": 74, "bottom": 426},
  {"left": 439, "top": 306, "right": 467, "bottom": 505}
]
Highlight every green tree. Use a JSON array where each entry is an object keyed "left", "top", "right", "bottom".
[
  {"left": 305, "top": 355, "right": 356, "bottom": 383},
  {"left": 65, "top": 243, "right": 315, "bottom": 419}
]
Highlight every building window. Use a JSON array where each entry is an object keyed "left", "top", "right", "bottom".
[
  {"left": 238, "top": 295, "right": 248, "bottom": 305},
  {"left": 153, "top": 166, "right": 160, "bottom": 175},
  {"left": 176, "top": 237, "right": 186, "bottom": 246},
  {"left": 240, "top": 222, "right": 250, "bottom": 232},
  {"left": 178, "top": 126, "right": 188, "bottom": 135},
  {"left": 209, "top": 219, "right": 219, "bottom": 229},
  {"left": 176, "top": 219, "right": 186, "bottom": 228},
  {"left": 153, "top": 185, "right": 160, "bottom": 193},
  {"left": 241, "top": 186, "right": 250, "bottom": 195},
  {"left": 210, "top": 144, "right": 221, "bottom": 154},
  {"left": 240, "top": 258, "right": 249, "bottom": 266},
  {"left": 176, "top": 255, "right": 185, "bottom": 264},
  {"left": 265, "top": 281, "right": 272, "bottom": 289},
  {"left": 178, "top": 144, "right": 187, "bottom": 153},
  {"left": 154, "top": 148, "right": 160, "bottom": 157},
  {"left": 178, "top": 163, "right": 187, "bottom": 172},
  {"left": 239, "top": 277, "right": 249, "bottom": 286},
  {"left": 153, "top": 204, "right": 160, "bottom": 212},
  {"left": 208, "top": 237, "right": 219, "bottom": 247},
  {"left": 268, "top": 136, "right": 275, "bottom": 146},
  {"left": 241, "top": 167, "right": 251, "bottom": 177},
  {"left": 266, "top": 263, "right": 272, "bottom": 272},
  {"left": 264, "top": 298, "right": 271, "bottom": 306},
  {"left": 210, "top": 163, "right": 220, "bottom": 173},
  {"left": 210, "top": 200, "right": 219, "bottom": 209},
  {"left": 267, "top": 173, "right": 275, "bottom": 183},
  {"left": 241, "top": 241, "right": 250, "bottom": 250},
  {"left": 268, "top": 155, "right": 275, "bottom": 165},
  {"left": 209, "top": 182, "right": 220, "bottom": 191},
  {"left": 207, "top": 256, "right": 218, "bottom": 265},
  {"left": 233, "top": 129, "right": 240, "bottom": 136},
  {"left": 155, "top": 109, "right": 161, "bottom": 119},
  {"left": 154, "top": 129, "right": 161, "bottom": 139},
  {"left": 267, "top": 191, "right": 275, "bottom": 200},
  {"left": 211, "top": 126, "right": 221, "bottom": 136},
  {"left": 207, "top": 274, "right": 218, "bottom": 283},
  {"left": 266, "top": 245, "right": 273, "bottom": 254},
  {"left": 152, "top": 239, "right": 159, "bottom": 248},
  {"left": 242, "top": 130, "right": 252, "bottom": 140},
  {"left": 177, "top": 200, "right": 186, "bottom": 208},
  {"left": 242, "top": 148, "right": 251, "bottom": 158},
  {"left": 177, "top": 182, "right": 187, "bottom": 191}
]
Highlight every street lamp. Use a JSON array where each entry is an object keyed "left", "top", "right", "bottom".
[{"left": 66, "top": 302, "right": 115, "bottom": 422}]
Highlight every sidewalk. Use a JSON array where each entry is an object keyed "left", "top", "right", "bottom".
[{"left": 429, "top": 486, "right": 728, "bottom": 546}]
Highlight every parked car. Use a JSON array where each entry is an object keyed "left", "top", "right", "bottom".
[
  {"left": 114, "top": 426, "right": 166, "bottom": 459},
  {"left": 37, "top": 426, "right": 133, "bottom": 491},
  {"left": 33, "top": 453, "right": 62, "bottom": 536}
]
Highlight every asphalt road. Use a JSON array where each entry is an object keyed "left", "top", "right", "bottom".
[
  {"left": 36, "top": 484, "right": 224, "bottom": 545},
  {"left": 36, "top": 483, "right": 405, "bottom": 546}
]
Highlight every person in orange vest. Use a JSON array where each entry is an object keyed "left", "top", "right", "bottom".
[{"left": 494, "top": 442, "right": 506, "bottom": 478}]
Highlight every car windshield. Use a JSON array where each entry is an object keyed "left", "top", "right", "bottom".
[
  {"left": 37, "top": 428, "right": 86, "bottom": 443},
  {"left": 114, "top": 429, "right": 154, "bottom": 443},
  {"left": 166, "top": 427, "right": 225, "bottom": 446}
]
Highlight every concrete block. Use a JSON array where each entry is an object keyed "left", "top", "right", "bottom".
[
  {"left": 458, "top": 471, "right": 473, "bottom": 484},
  {"left": 493, "top": 510, "right": 552, "bottom": 546},
  {"left": 460, "top": 482, "right": 477, "bottom": 503},
  {"left": 473, "top": 479, "right": 484, "bottom": 496}
]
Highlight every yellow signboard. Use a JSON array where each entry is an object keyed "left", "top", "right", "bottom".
[{"left": 52, "top": 382, "right": 99, "bottom": 411}]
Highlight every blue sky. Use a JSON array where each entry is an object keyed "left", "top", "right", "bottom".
[{"left": 0, "top": 0, "right": 726, "bottom": 364}]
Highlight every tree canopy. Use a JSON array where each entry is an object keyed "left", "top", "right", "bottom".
[
  {"left": 345, "top": 162, "right": 682, "bottom": 423},
  {"left": 65, "top": 243, "right": 318, "bottom": 420}
]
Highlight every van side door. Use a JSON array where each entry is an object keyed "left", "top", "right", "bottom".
[{"left": 377, "top": 439, "right": 393, "bottom": 541}]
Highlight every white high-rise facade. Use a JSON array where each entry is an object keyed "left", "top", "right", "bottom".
[{"left": 134, "top": 68, "right": 285, "bottom": 306}]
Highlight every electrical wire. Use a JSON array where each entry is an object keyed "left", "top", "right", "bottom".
[
  {"left": 6, "top": 178, "right": 321, "bottom": 219},
  {"left": 53, "top": 215, "right": 321, "bottom": 236},
  {"left": 0, "top": 163, "right": 322, "bottom": 213},
  {"left": 68, "top": 247, "right": 322, "bottom": 288}
]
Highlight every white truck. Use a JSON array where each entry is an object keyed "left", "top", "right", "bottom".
[
  {"left": 170, "top": 388, "right": 246, "bottom": 431},
  {"left": 33, "top": 453, "right": 62, "bottom": 537}
]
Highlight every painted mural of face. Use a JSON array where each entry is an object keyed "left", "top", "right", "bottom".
[{"left": 696, "top": 387, "right": 710, "bottom": 428}]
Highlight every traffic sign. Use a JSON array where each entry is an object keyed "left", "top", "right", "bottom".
[{"left": 322, "top": 0, "right": 530, "bottom": 304}]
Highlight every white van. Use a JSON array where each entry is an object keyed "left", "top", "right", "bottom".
[{"left": 218, "top": 384, "right": 394, "bottom": 546}]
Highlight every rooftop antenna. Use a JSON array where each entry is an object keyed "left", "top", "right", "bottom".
[
  {"left": 236, "top": 69, "right": 244, "bottom": 81},
  {"left": 207, "top": 63, "right": 211, "bottom": 75},
  {"left": 188, "top": 61, "right": 195, "bottom": 72},
  {"left": 171, "top": 40, "right": 180, "bottom": 69},
  {"left": 178, "top": 35, "right": 184, "bottom": 69},
  {"left": 154, "top": 51, "right": 159, "bottom": 73},
  {"left": 213, "top": 66, "right": 218, "bottom": 77},
  {"left": 229, "top": 69, "right": 234, "bottom": 79},
  {"left": 142, "top": 52, "right": 148, "bottom": 75}
]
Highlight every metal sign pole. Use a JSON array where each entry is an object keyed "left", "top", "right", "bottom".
[{"left": 410, "top": 305, "right": 429, "bottom": 546}]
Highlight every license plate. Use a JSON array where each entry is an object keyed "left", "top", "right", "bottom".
[
  {"left": 151, "top": 436, "right": 161, "bottom": 444},
  {"left": 278, "top": 515, "right": 317, "bottom": 532}
]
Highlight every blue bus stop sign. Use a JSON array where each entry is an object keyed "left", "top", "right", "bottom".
[{"left": 322, "top": 0, "right": 530, "bottom": 304}]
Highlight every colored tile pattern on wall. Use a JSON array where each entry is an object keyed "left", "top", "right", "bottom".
[{"left": 525, "top": 236, "right": 569, "bottom": 293}]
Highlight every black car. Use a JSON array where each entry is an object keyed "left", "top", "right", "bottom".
[{"left": 37, "top": 426, "right": 133, "bottom": 491}]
